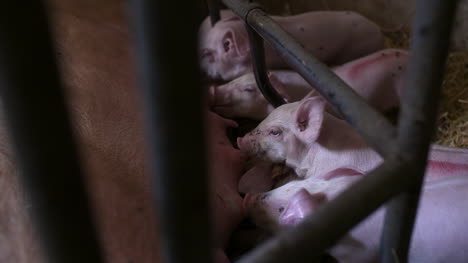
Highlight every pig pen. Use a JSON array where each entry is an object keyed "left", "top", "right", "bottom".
[
  {"left": 205, "top": 0, "right": 466, "bottom": 262},
  {"left": 0, "top": 0, "right": 466, "bottom": 263},
  {"left": 242, "top": 0, "right": 468, "bottom": 149}
]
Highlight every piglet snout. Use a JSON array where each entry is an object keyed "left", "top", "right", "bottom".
[
  {"left": 237, "top": 134, "right": 260, "bottom": 158},
  {"left": 237, "top": 134, "right": 254, "bottom": 152}
]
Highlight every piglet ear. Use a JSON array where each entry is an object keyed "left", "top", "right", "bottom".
[
  {"left": 222, "top": 29, "right": 249, "bottom": 57},
  {"left": 295, "top": 97, "right": 326, "bottom": 143},
  {"left": 279, "top": 189, "right": 326, "bottom": 227},
  {"left": 268, "top": 72, "right": 291, "bottom": 103}
]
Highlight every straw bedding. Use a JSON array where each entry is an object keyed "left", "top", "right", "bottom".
[{"left": 385, "top": 29, "right": 468, "bottom": 148}]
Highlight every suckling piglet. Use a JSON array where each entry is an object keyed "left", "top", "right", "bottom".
[
  {"left": 237, "top": 97, "right": 468, "bottom": 180},
  {"left": 243, "top": 174, "right": 468, "bottom": 262},
  {"left": 199, "top": 10, "right": 385, "bottom": 80},
  {"left": 210, "top": 49, "right": 407, "bottom": 120}
]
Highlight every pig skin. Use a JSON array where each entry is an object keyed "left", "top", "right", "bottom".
[
  {"left": 51, "top": 2, "right": 161, "bottom": 262},
  {"left": 0, "top": 1, "right": 246, "bottom": 262},
  {"left": 238, "top": 161, "right": 274, "bottom": 195},
  {"left": 199, "top": 10, "right": 385, "bottom": 80},
  {"left": 238, "top": 162, "right": 297, "bottom": 195},
  {"left": 211, "top": 49, "right": 407, "bottom": 120},
  {"left": 206, "top": 112, "right": 248, "bottom": 260},
  {"left": 244, "top": 175, "right": 468, "bottom": 263},
  {"left": 237, "top": 97, "right": 468, "bottom": 181},
  {"left": 0, "top": 0, "right": 159, "bottom": 262}
]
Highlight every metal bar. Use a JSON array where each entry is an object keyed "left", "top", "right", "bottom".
[
  {"left": 130, "top": 1, "right": 213, "bottom": 263},
  {"left": 380, "top": 0, "right": 459, "bottom": 262},
  {"left": 236, "top": 159, "right": 413, "bottom": 263},
  {"left": 206, "top": 0, "right": 221, "bottom": 26},
  {"left": 222, "top": 0, "right": 397, "bottom": 158},
  {"left": 245, "top": 24, "right": 287, "bottom": 107},
  {"left": 0, "top": 2, "right": 103, "bottom": 263}
]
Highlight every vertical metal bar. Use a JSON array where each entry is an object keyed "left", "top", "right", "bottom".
[
  {"left": 380, "top": 0, "right": 459, "bottom": 262},
  {"left": 245, "top": 23, "right": 287, "bottom": 107},
  {"left": 0, "top": 2, "right": 103, "bottom": 263},
  {"left": 206, "top": 0, "right": 221, "bottom": 26},
  {"left": 130, "top": 1, "right": 213, "bottom": 263}
]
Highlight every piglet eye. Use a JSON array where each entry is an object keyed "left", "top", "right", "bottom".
[
  {"left": 244, "top": 87, "right": 255, "bottom": 92},
  {"left": 201, "top": 49, "right": 214, "bottom": 63},
  {"left": 269, "top": 129, "right": 282, "bottom": 136}
]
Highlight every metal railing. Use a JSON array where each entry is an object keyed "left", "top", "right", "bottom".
[
  {"left": 210, "top": 0, "right": 458, "bottom": 262},
  {"left": 0, "top": 0, "right": 458, "bottom": 262}
]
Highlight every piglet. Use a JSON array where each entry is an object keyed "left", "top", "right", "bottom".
[
  {"left": 210, "top": 49, "right": 407, "bottom": 120},
  {"left": 206, "top": 111, "right": 247, "bottom": 263},
  {"left": 244, "top": 174, "right": 468, "bottom": 262},
  {"left": 237, "top": 97, "right": 468, "bottom": 180},
  {"left": 199, "top": 10, "right": 385, "bottom": 80},
  {"left": 243, "top": 174, "right": 361, "bottom": 231}
]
